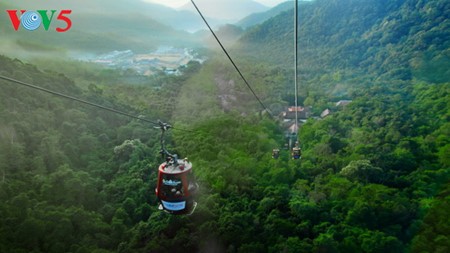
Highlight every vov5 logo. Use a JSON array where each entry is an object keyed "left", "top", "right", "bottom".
[{"left": 6, "top": 10, "right": 72, "bottom": 32}]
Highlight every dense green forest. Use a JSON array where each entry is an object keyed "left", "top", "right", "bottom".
[
  {"left": 236, "top": 0, "right": 450, "bottom": 105},
  {"left": 1, "top": 0, "right": 449, "bottom": 252}
]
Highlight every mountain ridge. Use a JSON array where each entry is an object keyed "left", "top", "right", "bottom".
[
  {"left": 236, "top": 1, "right": 295, "bottom": 29},
  {"left": 235, "top": 0, "right": 450, "bottom": 84},
  {"left": 179, "top": 0, "right": 269, "bottom": 22}
]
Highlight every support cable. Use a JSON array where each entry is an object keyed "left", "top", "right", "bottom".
[
  {"left": 155, "top": 120, "right": 179, "bottom": 165},
  {"left": 190, "top": 0, "right": 274, "bottom": 119},
  {"left": 294, "top": 0, "right": 300, "bottom": 142},
  {"left": 0, "top": 75, "right": 192, "bottom": 131}
]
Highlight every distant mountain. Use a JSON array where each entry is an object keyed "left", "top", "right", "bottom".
[
  {"left": 71, "top": 12, "right": 200, "bottom": 52},
  {"left": 236, "top": 0, "right": 450, "bottom": 84},
  {"left": 179, "top": 0, "right": 269, "bottom": 23},
  {"left": 9, "top": 0, "right": 220, "bottom": 32},
  {"left": 0, "top": 1, "right": 203, "bottom": 58},
  {"left": 205, "top": 24, "right": 245, "bottom": 47},
  {"left": 236, "top": 1, "right": 294, "bottom": 29}
]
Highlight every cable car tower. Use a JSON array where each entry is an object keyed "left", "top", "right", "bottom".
[{"left": 155, "top": 121, "right": 198, "bottom": 215}]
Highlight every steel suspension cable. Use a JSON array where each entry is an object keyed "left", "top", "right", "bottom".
[
  {"left": 294, "top": 0, "right": 300, "bottom": 141},
  {"left": 0, "top": 74, "right": 181, "bottom": 129},
  {"left": 190, "top": 0, "right": 274, "bottom": 119}
]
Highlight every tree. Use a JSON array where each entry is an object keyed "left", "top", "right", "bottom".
[{"left": 340, "top": 160, "right": 383, "bottom": 184}]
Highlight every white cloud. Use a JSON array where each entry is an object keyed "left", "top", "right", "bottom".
[
  {"left": 142, "top": 0, "right": 289, "bottom": 8},
  {"left": 142, "top": 0, "right": 189, "bottom": 8},
  {"left": 255, "top": 0, "right": 289, "bottom": 7}
]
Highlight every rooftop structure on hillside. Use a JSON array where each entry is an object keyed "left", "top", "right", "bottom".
[
  {"left": 281, "top": 106, "right": 311, "bottom": 121},
  {"left": 336, "top": 100, "right": 352, "bottom": 107}
]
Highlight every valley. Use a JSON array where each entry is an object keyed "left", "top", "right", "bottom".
[{"left": 77, "top": 47, "right": 205, "bottom": 76}]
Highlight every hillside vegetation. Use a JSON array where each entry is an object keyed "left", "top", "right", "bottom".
[
  {"left": 236, "top": 1, "right": 294, "bottom": 29},
  {"left": 236, "top": 0, "right": 449, "bottom": 100}
]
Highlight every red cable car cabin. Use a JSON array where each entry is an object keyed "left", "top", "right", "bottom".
[{"left": 155, "top": 158, "right": 197, "bottom": 215}]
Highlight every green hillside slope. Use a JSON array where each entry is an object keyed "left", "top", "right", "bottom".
[
  {"left": 237, "top": 0, "right": 449, "bottom": 84},
  {"left": 236, "top": 1, "right": 303, "bottom": 29}
]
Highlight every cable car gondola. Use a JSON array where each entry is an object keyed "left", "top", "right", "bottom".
[
  {"left": 292, "top": 146, "right": 301, "bottom": 159},
  {"left": 156, "top": 157, "right": 198, "bottom": 215},
  {"left": 291, "top": 140, "right": 302, "bottom": 159},
  {"left": 272, "top": 148, "right": 280, "bottom": 159},
  {"left": 155, "top": 121, "right": 198, "bottom": 215},
  {"left": 272, "top": 143, "right": 302, "bottom": 160}
]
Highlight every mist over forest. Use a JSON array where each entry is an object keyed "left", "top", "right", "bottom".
[{"left": 0, "top": 0, "right": 449, "bottom": 252}]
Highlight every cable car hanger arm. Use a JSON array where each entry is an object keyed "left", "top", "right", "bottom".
[{"left": 156, "top": 120, "right": 179, "bottom": 164}]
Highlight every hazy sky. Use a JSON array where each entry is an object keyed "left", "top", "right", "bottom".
[{"left": 144, "top": 0, "right": 289, "bottom": 8}]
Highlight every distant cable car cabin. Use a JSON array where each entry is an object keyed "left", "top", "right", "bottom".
[
  {"left": 292, "top": 147, "right": 301, "bottom": 160},
  {"left": 272, "top": 148, "right": 280, "bottom": 159},
  {"left": 156, "top": 157, "right": 198, "bottom": 215},
  {"left": 272, "top": 146, "right": 301, "bottom": 160},
  {"left": 273, "top": 134, "right": 302, "bottom": 160},
  {"left": 155, "top": 121, "right": 198, "bottom": 215}
]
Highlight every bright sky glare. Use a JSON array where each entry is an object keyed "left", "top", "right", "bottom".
[{"left": 143, "top": 0, "right": 289, "bottom": 8}]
